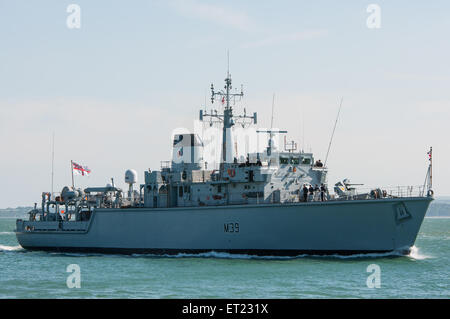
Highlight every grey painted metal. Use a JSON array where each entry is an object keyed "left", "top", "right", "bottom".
[
  {"left": 16, "top": 197, "right": 431, "bottom": 254},
  {"left": 15, "top": 71, "right": 434, "bottom": 256}
]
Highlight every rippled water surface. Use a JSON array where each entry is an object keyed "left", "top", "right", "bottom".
[{"left": 0, "top": 218, "right": 449, "bottom": 298}]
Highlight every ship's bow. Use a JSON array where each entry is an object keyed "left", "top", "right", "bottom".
[{"left": 392, "top": 196, "right": 433, "bottom": 253}]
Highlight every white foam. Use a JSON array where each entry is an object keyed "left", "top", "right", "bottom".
[
  {"left": 407, "top": 246, "right": 431, "bottom": 260},
  {"left": 0, "top": 244, "right": 23, "bottom": 251},
  {"left": 0, "top": 232, "right": 14, "bottom": 235},
  {"left": 130, "top": 250, "right": 405, "bottom": 260},
  {"left": 307, "top": 251, "right": 404, "bottom": 259},
  {"left": 2, "top": 248, "right": 417, "bottom": 259},
  {"left": 129, "top": 251, "right": 294, "bottom": 260}
]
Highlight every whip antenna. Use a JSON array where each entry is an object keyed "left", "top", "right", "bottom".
[
  {"left": 270, "top": 93, "right": 275, "bottom": 129},
  {"left": 324, "top": 97, "right": 343, "bottom": 167},
  {"left": 51, "top": 132, "right": 55, "bottom": 199}
]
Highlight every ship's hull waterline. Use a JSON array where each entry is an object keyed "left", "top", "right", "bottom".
[{"left": 16, "top": 197, "right": 432, "bottom": 256}]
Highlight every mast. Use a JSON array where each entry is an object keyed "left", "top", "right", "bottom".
[
  {"left": 424, "top": 147, "right": 433, "bottom": 196},
  {"left": 51, "top": 132, "right": 55, "bottom": 199},
  {"left": 222, "top": 70, "right": 233, "bottom": 163},
  {"left": 269, "top": 93, "right": 275, "bottom": 154},
  {"left": 302, "top": 110, "right": 305, "bottom": 152},
  {"left": 71, "top": 160, "right": 75, "bottom": 189},
  {"left": 429, "top": 146, "right": 433, "bottom": 190},
  {"left": 201, "top": 63, "right": 256, "bottom": 168}
]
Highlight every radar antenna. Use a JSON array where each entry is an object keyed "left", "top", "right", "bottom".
[
  {"left": 200, "top": 57, "right": 257, "bottom": 165},
  {"left": 257, "top": 93, "right": 287, "bottom": 156},
  {"left": 284, "top": 136, "right": 298, "bottom": 153}
]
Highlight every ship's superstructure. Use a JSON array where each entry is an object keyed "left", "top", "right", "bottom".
[
  {"left": 15, "top": 71, "right": 434, "bottom": 256},
  {"left": 145, "top": 72, "right": 328, "bottom": 208}
]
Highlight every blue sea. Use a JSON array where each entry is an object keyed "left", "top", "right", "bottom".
[{"left": 0, "top": 217, "right": 449, "bottom": 299}]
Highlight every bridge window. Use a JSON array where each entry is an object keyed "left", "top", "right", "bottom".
[
  {"left": 280, "top": 156, "right": 289, "bottom": 164},
  {"left": 290, "top": 157, "right": 300, "bottom": 165},
  {"left": 301, "top": 157, "right": 311, "bottom": 165}
]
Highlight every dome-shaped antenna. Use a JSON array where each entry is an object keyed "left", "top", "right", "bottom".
[{"left": 125, "top": 169, "right": 138, "bottom": 200}]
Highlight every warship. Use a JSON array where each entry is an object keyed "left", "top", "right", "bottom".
[{"left": 15, "top": 70, "right": 434, "bottom": 256}]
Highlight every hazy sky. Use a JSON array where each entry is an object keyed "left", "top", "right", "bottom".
[{"left": 0, "top": 0, "right": 449, "bottom": 208}]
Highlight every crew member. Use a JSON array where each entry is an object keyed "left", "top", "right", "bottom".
[
  {"left": 320, "top": 184, "right": 326, "bottom": 201},
  {"left": 308, "top": 185, "right": 314, "bottom": 201},
  {"left": 302, "top": 184, "right": 308, "bottom": 202}
]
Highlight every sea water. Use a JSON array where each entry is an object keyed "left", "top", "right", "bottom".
[{"left": 0, "top": 217, "right": 448, "bottom": 298}]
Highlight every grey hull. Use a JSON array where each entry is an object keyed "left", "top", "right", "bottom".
[{"left": 16, "top": 197, "right": 432, "bottom": 256}]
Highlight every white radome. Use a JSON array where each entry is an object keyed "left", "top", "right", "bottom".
[{"left": 125, "top": 169, "right": 138, "bottom": 184}]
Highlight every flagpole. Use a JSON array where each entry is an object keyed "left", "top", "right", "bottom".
[
  {"left": 71, "top": 160, "right": 74, "bottom": 189},
  {"left": 429, "top": 147, "right": 433, "bottom": 190}
]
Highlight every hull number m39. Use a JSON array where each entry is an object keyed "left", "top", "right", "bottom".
[{"left": 224, "top": 223, "right": 239, "bottom": 233}]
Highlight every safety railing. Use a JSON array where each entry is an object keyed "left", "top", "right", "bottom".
[{"left": 333, "top": 185, "right": 428, "bottom": 201}]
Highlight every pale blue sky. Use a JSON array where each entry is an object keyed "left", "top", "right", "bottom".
[{"left": 0, "top": 1, "right": 449, "bottom": 207}]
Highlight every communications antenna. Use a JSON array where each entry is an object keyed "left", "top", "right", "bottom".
[
  {"left": 324, "top": 97, "right": 343, "bottom": 167},
  {"left": 257, "top": 93, "right": 287, "bottom": 156},
  {"left": 199, "top": 54, "right": 257, "bottom": 165}
]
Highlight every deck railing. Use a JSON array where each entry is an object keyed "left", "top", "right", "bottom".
[{"left": 333, "top": 185, "right": 428, "bottom": 201}]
